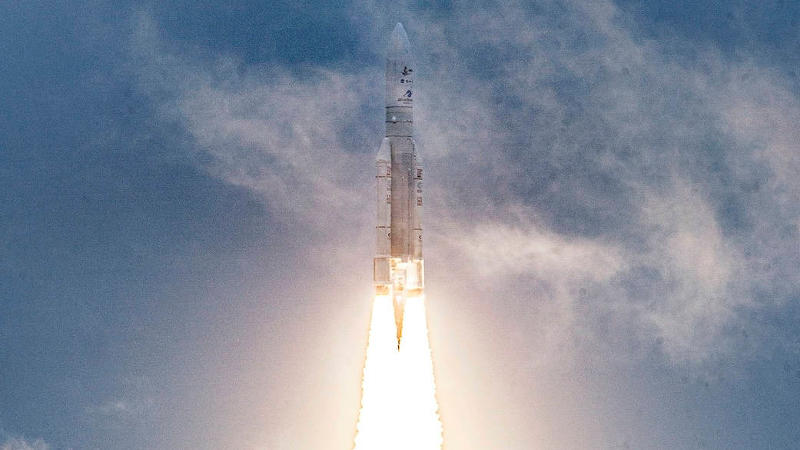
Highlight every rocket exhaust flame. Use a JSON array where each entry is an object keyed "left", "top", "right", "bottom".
[
  {"left": 353, "top": 295, "right": 443, "bottom": 450},
  {"left": 353, "top": 295, "right": 402, "bottom": 450},
  {"left": 397, "top": 296, "right": 443, "bottom": 449}
]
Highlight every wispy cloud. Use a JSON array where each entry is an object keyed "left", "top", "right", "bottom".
[
  {"left": 130, "top": 0, "right": 800, "bottom": 373},
  {"left": 84, "top": 376, "right": 160, "bottom": 429},
  {"left": 1, "top": 437, "right": 49, "bottom": 450}
]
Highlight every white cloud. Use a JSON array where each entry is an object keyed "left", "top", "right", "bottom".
[
  {"left": 85, "top": 376, "right": 160, "bottom": 428},
  {"left": 720, "top": 65, "right": 800, "bottom": 219},
  {"left": 1, "top": 438, "right": 49, "bottom": 450},
  {"left": 636, "top": 179, "right": 748, "bottom": 363},
  {"left": 451, "top": 216, "right": 625, "bottom": 280},
  {"left": 130, "top": 0, "right": 800, "bottom": 372}
]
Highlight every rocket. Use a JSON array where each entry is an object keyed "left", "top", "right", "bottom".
[{"left": 373, "top": 23, "right": 424, "bottom": 348}]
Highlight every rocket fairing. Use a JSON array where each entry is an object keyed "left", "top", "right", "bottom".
[{"left": 373, "top": 23, "right": 424, "bottom": 347}]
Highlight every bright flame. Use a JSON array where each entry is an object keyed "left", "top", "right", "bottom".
[{"left": 353, "top": 295, "right": 443, "bottom": 450}]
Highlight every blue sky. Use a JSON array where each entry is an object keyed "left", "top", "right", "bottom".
[{"left": 2, "top": 1, "right": 800, "bottom": 449}]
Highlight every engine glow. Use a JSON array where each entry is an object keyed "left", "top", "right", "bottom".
[{"left": 353, "top": 295, "right": 443, "bottom": 450}]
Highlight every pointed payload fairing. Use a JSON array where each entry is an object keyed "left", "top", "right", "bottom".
[{"left": 374, "top": 23, "right": 424, "bottom": 347}]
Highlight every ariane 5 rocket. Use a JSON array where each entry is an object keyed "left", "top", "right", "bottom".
[{"left": 373, "top": 23, "right": 424, "bottom": 348}]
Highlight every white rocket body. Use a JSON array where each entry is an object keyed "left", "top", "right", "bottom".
[{"left": 373, "top": 23, "right": 423, "bottom": 346}]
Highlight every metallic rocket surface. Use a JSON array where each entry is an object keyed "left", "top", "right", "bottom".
[{"left": 374, "top": 23, "right": 424, "bottom": 346}]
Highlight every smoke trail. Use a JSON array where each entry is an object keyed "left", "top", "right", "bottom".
[{"left": 353, "top": 295, "right": 443, "bottom": 450}]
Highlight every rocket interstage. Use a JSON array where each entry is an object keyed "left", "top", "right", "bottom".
[{"left": 373, "top": 23, "right": 424, "bottom": 348}]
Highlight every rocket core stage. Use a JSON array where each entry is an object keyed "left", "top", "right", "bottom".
[{"left": 373, "top": 23, "right": 424, "bottom": 348}]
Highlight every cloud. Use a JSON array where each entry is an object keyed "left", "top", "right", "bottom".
[
  {"left": 0, "top": 437, "right": 49, "bottom": 450},
  {"left": 84, "top": 376, "right": 161, "bottom": 429},
  {"left": 129, "top": 10, "right": 381, "bottom": 268},
  {"left": 635, "top": 180, "right": 747, "bottom": 363},
  {"left": 86, "top": 397, "right": 156, "bottom": 423},
  {"left": 129, "top": 0, "right": 800, "bottom": 373},
  {"left": 450, "top": 215, "right": 625, "bottom": 280},
  {"left": 404, "top": 0, "right": 800, "bottom": 367}
]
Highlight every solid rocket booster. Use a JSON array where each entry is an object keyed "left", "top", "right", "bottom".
[{"left": 374, "top": 23, "right": 424, "bottom": 347}]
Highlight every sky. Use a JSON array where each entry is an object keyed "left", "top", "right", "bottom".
[{"left": 2, "top": 0, "right": 800, "bottom": 449}]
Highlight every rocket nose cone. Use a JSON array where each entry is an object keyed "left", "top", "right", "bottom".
[{"left": 388, "top": 23, "right": 411, "bottom": 58}]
